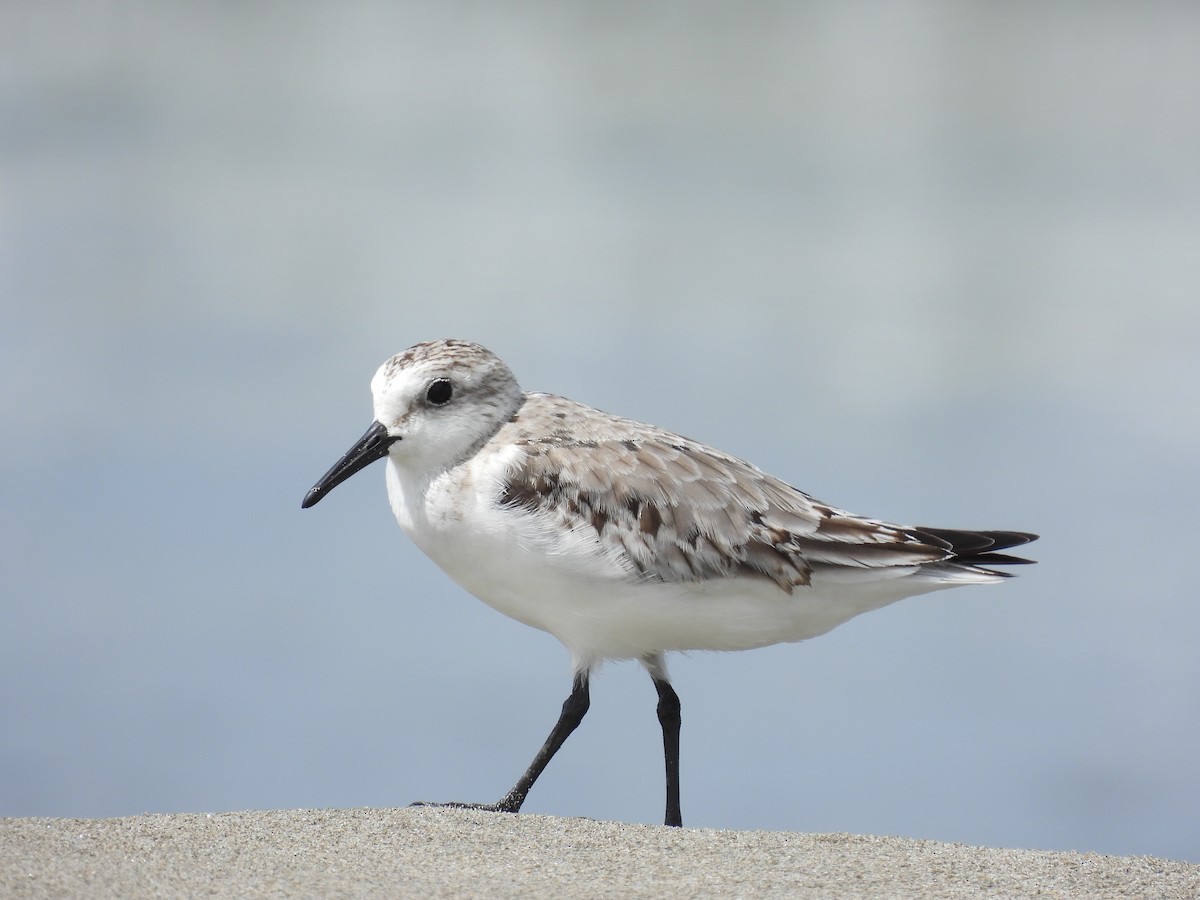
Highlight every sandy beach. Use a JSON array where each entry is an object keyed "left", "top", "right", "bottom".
[{"left": 2, "top": 807, "right": 1195, "bottom": 898}]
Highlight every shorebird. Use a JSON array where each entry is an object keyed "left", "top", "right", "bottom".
[{"left": 302, "top": 339, "right": 1036, "bottom": 827}]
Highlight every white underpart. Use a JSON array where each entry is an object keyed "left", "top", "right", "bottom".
[{"left": 385, "top": 440, "right": 974, "bottom": 673}]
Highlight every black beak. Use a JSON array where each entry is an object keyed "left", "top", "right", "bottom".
[{"left": 301, "top": 421, "right": 397, "bottom": 509}]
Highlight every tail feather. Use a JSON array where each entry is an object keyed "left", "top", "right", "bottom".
[{"left": 914, "top": 527, "right": 1039, "bottom": 574}]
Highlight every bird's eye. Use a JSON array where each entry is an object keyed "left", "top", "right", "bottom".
[{"left": 426, "top": 379, "right": 453, "bottom": 406}]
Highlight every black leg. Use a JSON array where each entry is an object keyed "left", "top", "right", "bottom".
[
  {"left": 652, "top": 675, "right": 683, "bottom": 827},
  {"left": 413, "top": 671, "right": 590, "bottom": 815}
]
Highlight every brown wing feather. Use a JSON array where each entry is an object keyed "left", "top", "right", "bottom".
[{"left": 495, "top": 395, "right": 959, "bottom": 593}]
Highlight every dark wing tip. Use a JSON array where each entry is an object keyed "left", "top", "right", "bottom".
[{"left": 914, "top": 526, "right": 1039, "bottom": 567}]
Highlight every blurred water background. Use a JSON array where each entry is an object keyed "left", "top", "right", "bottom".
[{"left": 3, "top": 1, "right": 1198, "bottom": 863}]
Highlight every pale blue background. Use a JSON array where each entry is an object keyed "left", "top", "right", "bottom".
[{"left": 3, "top": 1, "right": 1198, "bottom": 864}]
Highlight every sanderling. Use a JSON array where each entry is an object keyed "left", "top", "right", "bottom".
[{"left": 302, "top": 338, "right": 1036, "bottom": 827}]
